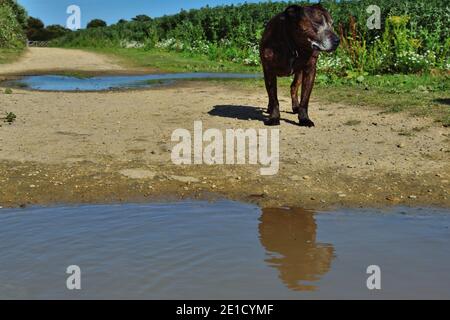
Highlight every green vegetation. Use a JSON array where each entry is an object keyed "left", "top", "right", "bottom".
[
  {"left": 26, "top": 16, "right": 71, "bottom": 41},
  {"left": 1, "top": 111, "right": 16, "bottom": 124},
  {"left": 88, "top": 47, "right": 259, "bottom": 73},
  {"left": 53, "top": 0, "right": 449, "bottom": 74},
  {"left": 0, "top": 47, "right": 23, "bottom": 63},
  {"left": 0, "top": 0, "right": 26, "bottom": 49},
  {"left": 87, "top": 19, "right": 107, "bottom": 29},
  {"left": 4, "top": 88, "right": 12, "bottom": 94}
]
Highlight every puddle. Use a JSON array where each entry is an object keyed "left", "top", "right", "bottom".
[
  {"left": 2, "top": 73, "right": 260, "bottom": 91},
  {"left": 0, "top": 201, "right": 449, "bottom": 299}
]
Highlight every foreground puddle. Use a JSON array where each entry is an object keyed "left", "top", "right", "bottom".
[
  {"left": 0, "top": 201, "right": 449, "bottom": 299},
  {"left": 3, "top": 73, "right": 260, "bottom": 91}
]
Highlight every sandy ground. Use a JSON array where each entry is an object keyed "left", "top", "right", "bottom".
[
  {"left": 0, "top": 47, "right": 131, "bottom": 75},
  {"left": 0, "top": 48, "right": 449, "bottom": 208}
]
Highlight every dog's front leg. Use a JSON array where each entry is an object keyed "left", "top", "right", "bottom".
[
  {"left": 298, "top": 64, "right": 317, "bottom": 127},
  {"left": 264, "top": 71, "right": 280, "bottom": 126},
  {"left": 291, "top": 71, "right": 302, "bottom": 114}
]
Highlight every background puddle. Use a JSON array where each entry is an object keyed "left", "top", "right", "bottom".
[
  {"left": 3, "top": 73, "right": 260, "bottom": 91},
  {"left": 0, "top": 201, "right": 449, "bottom": 299}
]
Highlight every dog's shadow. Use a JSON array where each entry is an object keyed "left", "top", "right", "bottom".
[
  {"left": 208, "top": 105, "right": 266, "bottom": 121},
  {"left": 209, "top": 105, "right": 298, "bottom": 125}
]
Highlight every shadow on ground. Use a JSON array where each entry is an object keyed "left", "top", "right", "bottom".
[
  {"left": 209, "top": 105, "right": 300, "bottom": 126},
  {"left": 208, "top": 105, "right": 266, "bottom": 121}
]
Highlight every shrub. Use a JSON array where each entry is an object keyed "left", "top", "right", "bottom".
[{"left": 0, "top": 2, "right": 25, "bottom": 48}]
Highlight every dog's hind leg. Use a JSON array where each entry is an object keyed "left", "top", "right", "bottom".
[
  {"left": 291, "top": 71, "right": 302, "bottom": 114},
  {"left": 263, "top": 71, "right": 280, "bottom": 126}
]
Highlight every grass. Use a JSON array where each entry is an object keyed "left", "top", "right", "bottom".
[
  {"left": 82, "top": 47, "right": 260, "bottom": 73},
  {"left": 0, "top": 48, "right": 24, "bottom": 64},
  {"left": 313, "top": 74, "right": 450, "bottom": 127}
]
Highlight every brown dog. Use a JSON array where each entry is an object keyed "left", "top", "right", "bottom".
[{"left": 260, "top": 4, "right": 340, "bottom": 127}]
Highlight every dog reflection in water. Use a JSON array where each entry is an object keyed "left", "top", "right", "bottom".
[{"left": 258, "top": 207, "right": 335, "bottom": 291}]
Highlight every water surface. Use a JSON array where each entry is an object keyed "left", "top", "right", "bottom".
[
  {"left": 0, "top": 201, "right": 449, "bottom": 299},
  {"left": 3, "top": 73, "right": 260, "bottom": 91}
]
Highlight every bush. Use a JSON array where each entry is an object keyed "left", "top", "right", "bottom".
[
  {"left": 87, "top": 19, "right": 107, "bottom": 29},
  {"left": 0, "top": 2, "right": 25, "bottom": 48}
]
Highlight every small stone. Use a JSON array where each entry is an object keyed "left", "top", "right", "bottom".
[
  {"left": 397, "top": 143, "right": 405, "bottom": 148},
  {"left": 338, "top": 194, "right": 347, "bottom": 198},
  {"left": 119, "top": 169, "right": 156, "bottom": 180},
  {"left": 290, "top": 175, "right": 302, "bottom": 181},
  {"left": 30, "top": 184, "right": 36, "bottom": 188},
  {"left": 303, "top": 175, "right": 311, "bottom": 180},
  {"left": 170, "top": 175, "right": 200, "bottom": 183},
  {"left": 408, "top": 195, "right": 417, "bottom": 199}
]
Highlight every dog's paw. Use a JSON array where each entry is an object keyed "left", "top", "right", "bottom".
[
  {"left": 264, "top": 118, "right": 281, "bottom": 126},
  {"left": 298, "top": 118, "right": 315, "bottom": 127}
]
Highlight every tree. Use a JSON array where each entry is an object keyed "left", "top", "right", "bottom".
[
  {"left": 26, "top": 16, "right": 44, "bottom": 40},
  {"left": 87, "top": 19, "right": 107, "bottom": 29},
  {"left": 132, "top": 15, "right": 152, "bottom": 22},
  {"left": 45, "top": 24, "right": 71, "bottom": 39},
  {"left": 27, "top": 16, "right": 44, "bottom": 29},
  {"left": 26, "top": 16, "right": 70, "bottom": 41}
]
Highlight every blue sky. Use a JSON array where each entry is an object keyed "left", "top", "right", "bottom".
[{"left": 17, "top": 0, "right": 285, "bottom": 27}]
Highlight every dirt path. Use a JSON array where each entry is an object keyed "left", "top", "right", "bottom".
[
  {"left": 0, "top": 48, "right": 449, "bottom": 208},
  {"left": 0, "top": 47, "right": 129, "bottom": 75}
]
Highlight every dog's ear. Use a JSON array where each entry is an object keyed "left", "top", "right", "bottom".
[
  {"left": 312, "top": 3, "right": 326, "bottom": 12},
  {"left": 285, "top": 5, "right": 304, "bottom": 21}
]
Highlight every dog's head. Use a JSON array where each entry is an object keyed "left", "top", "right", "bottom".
[{"left": 285, "top": 4, "right": 340, "bottom": 53}]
